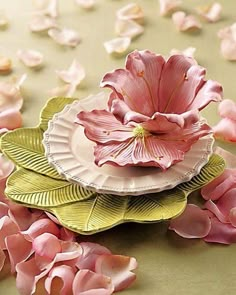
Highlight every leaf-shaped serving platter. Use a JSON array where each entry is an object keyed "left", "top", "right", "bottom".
[
  {"left": 0, "top": 96, "right": 225, "bottom": 234},
  {"left": 43, "top": 92, "right": 215, "bottom": 196}
]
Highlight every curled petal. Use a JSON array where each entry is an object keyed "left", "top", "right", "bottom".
[
  {"left": 204, "top": 216, "right": 236, "bottom": 244},
  {"left": 218, "top": 99, "right": 236, "bottom": 120},
  {"left": 0, "top": 74, "right": 26, "bottom": 112},
  {"left": 17, "top": 49, "right": 43, "bottom": 68},
  {"left": 201, "top": 169, "right": 236, "bottom": 201},
  {"left": 0, "top": 216, "right": 19, "bottom": 249},
  {"left": 45, "top": 265, "right": 75, "bottom": 295},
  {"left": 0, "top": 109, "right": 22, "bottom": 130},
  {"left": 169, "top": 204, "right": 211, "bottom": 238},
  {"left": 33, "top": 0, "right": 58, "bottom": 18},
  {"left": 205, "top": 188, "right": 236, "bottom": 224},
  {"left": 76, "top": 109, "right": 134, "bottom": 144},
  {"left": 170, "top": 47, "right": 196, "bottom": 58},
  {"left": 72, "top": 269, "right": 114, "bottom": 295},
  {"left": 49, "top": 84, "right": 76, "bottom": 97},
  {"left": 5, "top": 233, "right": 33, "bottom": 273},
  {"left": 172, "top": 11, "right": 202, "bottom": 32},
  {"left": 218, "top": 23, "right": 236, "bottom": 60},
  {"left": 95, "top": 254, "right": 138, "bottom": 292},
  {"left": 0, "top": 154, "right": 14, "bottom": 180},
  {"left": 75, "top": 0, "right": 95, "bottom": 9},
  {"left": 116, "top": 3, "right": 144, "bottom": 23},
  {"left": 115, "top": 19, "right": 144, "bottom": 39},
  {"left": 76, "top": 242, "right": 111, "bottom": 271},
  {"left": 0, "top": 247, "right": 5, "bottom": 272},
  {"left": 33, "top": 233, "right": 62, "bottom": 260},
  {"left": 48, "top": 27, "right": 81, "bottom": 47},
  {"left": 196, "top": 2, "right": 222, "bottom": 23},
  {"left": 214, "top": 147, "right": 236, "bottom": 169},
  {"left": 0, "top": 56, "right": 12, "bottom": 73},
  {"left": 213, "top": 118, "right": 236, "bottom": 142},
  {"left": 59, "top": 227, "right": 76, "bottom": 242},
  {"left": 28, "top": 15, "right": 57, "bottom": 32},
  {"left": 56, "top": 60, "right": 85, "bottom": 86},
  {"left": 104, "top": 37, "right": 131, "bottom": 55},
  {"left": 21, "top": 218, "right": 60, "bottom": 241},
  {"left": 0, "top": 10, "right": 8, "bottom": 28},
  {"left": 159, "top": 0, "right": 182, "bottom": 16}
]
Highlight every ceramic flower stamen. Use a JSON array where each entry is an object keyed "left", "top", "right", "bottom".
[{"left": 76, "top": 50, "right": 223, "bottom": 170}]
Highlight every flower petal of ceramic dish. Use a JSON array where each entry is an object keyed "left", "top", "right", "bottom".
[{"left": 43, "top": 93, "right": 214, "bottom": 196}]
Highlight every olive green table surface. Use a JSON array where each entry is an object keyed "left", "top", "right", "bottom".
[{"left": 0, "top": 0, "right": 236, "bottom": 294}]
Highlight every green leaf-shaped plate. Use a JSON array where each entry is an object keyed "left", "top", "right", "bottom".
[{"left": 1, "top": 97, "right": 226, "bottom": 234}]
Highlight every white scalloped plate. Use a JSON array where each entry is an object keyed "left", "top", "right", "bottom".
[{"left": 43, "top": 92, "right": 214, "bottom": 196}]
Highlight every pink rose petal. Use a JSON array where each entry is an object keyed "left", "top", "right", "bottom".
[
  {"left": 196, "top": 2, "right": 222, "bottom": 23},
  {"left": 213, "top": 118, "right": 236, "bottom": 142},
  {"left": 17, "top": 49, "right": 43, "bottom": 68},
  {"left": 21, "top": 218, "right": 60, "bottom": 241},
  {"left": 5, "top": 233, "right": 33, "bottom": 273},
  {"left": 218, "top": 23, "right": 236, "bottom": 60},
  {"left": 104, "top": 37, "right": 131, "bottom": 55},
  {"left": 75, "top": 0, "right": 95, "bottom": 10},
  {"left": 116, "top": 3, "right": 144, "bottom": 23},
  {"left": 72, "top": 269, "right": 114, "bottom": 295},
  {"left": 214, "top": 147, "right": 236, "bottom": 169},
  {"left": 33, "top": 233, "right": 62, "bottom": 260},
  {"left": 33, "top": 0, "right": 59, "bottom": 18},
  {"left": 28, "top": 15, "right": 57, "bottom": 32},
  {"left": 0, "top": 154, "right": 14, "bottom": 181},
  {"left": 59, "top": 227, "right": 76, "bottom": 242},
  {"left": 218, "top": 99, "right": 236, "bottom": 120},
  {"left": 56, "top": 60, "right": 85, "bottom": 86},
  {"left": 204, "top": 216, "right": 236, "bottom": 244},
  {"left": 172, "top": 11, "right": 202, "bottom": 32},
  {"left": 169, "top": 204, "right": 211, "bottom": 238},
  {"left": 76, "top": 242, "right": 111, "bottom": 271},
  {"left": 201, "top": 169, "right": 236, "bottom": 201},
  {"left": 159, "top": 0, "right": 182, "bottom": 16},
  {"left": 0, "top": 202, "right": 8, "bottom": 218},
  {"left": 115, "top": 19, "right": 144, "bottom": 39},
  {"left": 0, "top": 109, "right": 22, "bottom": 130},
  {"left": 0, "top": 247, "right": 6, "bottom": 272},
  {"left": 48, "top": 28, "right": 81, "bottom": 47},
  {"left": 0, "top": 216, "right": 19, "bottom": 249},
  {"left": 45, "top": 265, "right": 75, "bottom": 295},
  {"left": 229, "top": 207, "right": 236, "bottom": 227},
  {"left": 95, "top": 254, "right": 138, "bottom": 292}
]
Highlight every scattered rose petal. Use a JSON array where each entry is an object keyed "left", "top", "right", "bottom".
[
  {"left": 95, "top": 254, "right": 138, "bottom": 292},
  {"left": 72, "top": 269, "right": 114, "bottom": 295},
  {"left": 0, "top": 74, "right": 26, "bottom": 112},
  {"left": 45, "top": 265, "right": 75, "bottom": 295},
  {"left": 169, "top": 204, "right": 211, "bottom": 238},
  {"left": 0, "top": 10, "right": 8, "bottom": 28},
  {"left": 115, "top": 19, "right": 144, "bottom": 39},
  {"left": 5, "top": 233, "right": 33, "bottom": 273},
  {"left": 76, "top": 242, "right": 111, "bottom": 271},
  {"left": 59, "top": 227, "right": 76, "bottom": 242},
  {"left": 0, "top": 216, "right": 19, "bottom": 249},
  {"left": 21, "top": 218, "right": 60, "bottom": 241},
  {"left": 172, "top": 11, "right": 202, "bottom": 32},
  {"left": 56, "top": 60, "right": 85, "bottom": 86},
  {"left": 0, "top": 56, "right": 12, "bottom": 73},
  {"left": 28, "top": 15, "right": 57, "bottom": 32},
  {"left": 213, "top": 99, "right": 236, "bottom": 142},
  {"left": 33, "top": 233, "right": 62, "bottom": 260},
  {"left": 49, "top": 84, "right": 76, "bottom": 97},
  {"left": 116, "top": 3, "right": 144, "bottom": 23},
  {"left": 17, "top": 49, "right": 43, "bottom": 68},
  {"left": 0, "top": 248, "right": 5, "bottom": 272},
  {"left": 104, "top": 37, "right": 131, "bottom": 55},
  {"left": 33, "top": 0, "right": 59, "bottom": 18},
  {"left": 214, "top": 146, "right": 236, "bottom": 168},
  {"left": 75, "top": 0, "right": 95, "bottom": 9},
  {"left": 159, "top": 0, "right": 182, "bottom": 16},
  {"left": 204, "top": 216, "right": 236, "bottom": 244},
  {"left": 170, "top": 47, "right": 196, "bottom": 58},
  {"left": 196, "top": 2, "right": 222, "bottom": 23},
  {"left": 48, "top": 27, "right": 81, "bottom": 47},
  {"left": 218, "top": 23, "right": 236, "bottom": 60},
  {"left": 0, "top": 154, "right": 14, "bottom": 180}
]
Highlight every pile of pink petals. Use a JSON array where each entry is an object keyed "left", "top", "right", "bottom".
[
  {"left": 0, "top": 157, "right": 137, "bottom": 295},
  {"left": 169, "top": 148, "right": 236, "bottom": 244},
  {"left": 213, "top": 99, "right": 236, "bottom": 142},
  {"left": 76, "top": 50, "right": 223, "bottom": 170}
]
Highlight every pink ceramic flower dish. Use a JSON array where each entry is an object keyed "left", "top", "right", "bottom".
[{"left": 76, "top": 50, "right": 223, "bottom": 170}]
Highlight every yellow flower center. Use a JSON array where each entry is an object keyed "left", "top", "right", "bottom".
[{"left": 133, "top": 125, "right": 150, "bottom": 138}]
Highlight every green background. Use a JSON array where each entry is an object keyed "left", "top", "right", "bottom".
[{"left": 0, "top": 0, "right": 236, "bottom": 294}]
